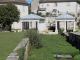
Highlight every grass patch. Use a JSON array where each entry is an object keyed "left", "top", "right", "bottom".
[
  {"left": 0, "top": 32, "right": 24, "bottom": 60},
  {"left": 67, "top": 29, "right": 73, "bottom": 30},
  {"left": 17, "top": 47, "right": 26, "bottom": 60},
  {"left": 73, "top": 54, "right": 80, "bottom": 60},
  {"left": 28, "top": 34, "right": 79, "bottom": 60},
  {"left": 78, "top": 28, "right": 80, "bottom": 30}
]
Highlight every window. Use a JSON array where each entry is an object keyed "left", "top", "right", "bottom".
[
  {"left": 47, "top": 4, "right": 49, "bottom": 6},
  {"left": 67, "top": 2, "right": 70, "bottom": 6},
  {"left": 23, "top": 5, "right": 25, "bottom": 11},
  {"left": 54, "top": 2, "right": 57, "bottom": 6}
]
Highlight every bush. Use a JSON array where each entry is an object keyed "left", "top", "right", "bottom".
[
  {"left": 30, "top": 12, "right": 34, "bottom": 14},
  {"left": 52, "top": 14, "right": 57, "bottom": 17},
  {"left": 59, "top": 14, "right": 62, "bottom": 16},
  {"left": 46, "top": 12, "right": 49, "bottom": 16},
  {"left": 73, "top": 55, "right": 80, "bottom": 60},
  {"left": 59, "top": 28, "right": 64, "bottom": 35},
  {"left": 69, "top": 13, "right": 75, "bottom": 17},
  {"left": 41, "top": 15, "right": 46, "bottom": 17},
  {"left": 24, "top": 28, "right": 43, "bottom": 49},
  {"left": 37, "top": 12, "right": 42, "bottom": 16},
  {"left": 17, "top": 47, "right": 26, "bottom": 60}
]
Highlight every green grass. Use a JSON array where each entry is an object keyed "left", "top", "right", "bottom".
[
  {"left": 78, "top": 28, "right": 80, "bottom": 30},
  {"left": 73, "top": 54, "right": 80, "bottom": 60},
  {"left": 28, "top": 34, "right": 79, "bottom": 60},
  {"left": 0, "top": 32, "right": 24, "bottom": 60}
]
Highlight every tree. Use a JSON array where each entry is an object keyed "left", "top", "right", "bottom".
[
  {"left": 37, "top": 12, "right": 42, "bottom": 16},
  {"left": 29, "top": 3, "right": 31, "bottom": 14},
  {"left": 46, "top": 12, "right": 49, "bottom": 16},
  {"left": 0, "top": 3, "right": 20, "bottom": 31}
]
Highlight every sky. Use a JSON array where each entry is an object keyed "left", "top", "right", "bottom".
[{"left": 26, "top": 0, "right": 33, "bottom": 3}]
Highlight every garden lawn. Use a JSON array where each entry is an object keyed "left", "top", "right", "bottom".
[
  {"left": 0, "top": 32, "right": 24, "bottom": 60},
  {"left": 28, "top": 34, "right": 79, "bottom": 60}
]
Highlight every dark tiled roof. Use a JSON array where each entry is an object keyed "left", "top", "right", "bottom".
[
  {"left": 39, "top": 0, "right": 77, "bottom": 2},
  {"left": 0, "top": 0, "right": 29, "bottom": 4}
]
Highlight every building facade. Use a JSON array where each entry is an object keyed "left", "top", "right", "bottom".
[
  {"left": 31, "top": 0, "right": 39, "bottom": 14},
  {"left": 31, "top": 0, "right": 80, "bottom": 15}
]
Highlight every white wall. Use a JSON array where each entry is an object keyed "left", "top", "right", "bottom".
[
  {"left": 11, "top": 3, "right": 29, "bottom": 29},
  {"left": 14, "top": 3, "right": 28, "bottom": 17},
  {"left": 11, "top": 21, "right": 21, "bottom": 29},
  {"left": 38, "top": 23, "right": 46, "bottom": 31},
  {"left": 39, "top": 2, "right": 77, "bottom": 14},
  {"left": 15, "top": 19, "right": 47, "bottom": 32},
  {"left": 38, "top": 11, "right": 46, "bottom": 15},
  {"left": 31, "top": 0, "right": 39, "bottom": 13},
  {"left": 77, "top": 3, "right": 80, "bottom": 13},
  {"left": 0, "top": 3, "right": 29, "bottom": 17}
]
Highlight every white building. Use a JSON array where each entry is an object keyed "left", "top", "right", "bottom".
[
  {"left": 20, "top": 14, "right": 46, "bottom": 32},
  {"left": 31, "top": 0, "right": 80, "bottom": 15},
  {"left": 0, "top": 0, "right": 29, "bottom": 30}
]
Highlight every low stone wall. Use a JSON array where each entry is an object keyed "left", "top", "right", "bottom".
[
  {"left": 39, "top": 31, "right": 58, "bottom": 34},
  {"left": 69, "top": 32, "right": 80, "bottom": 48},
  {"left": 6, "top": 38, "right": 29, "bottom": 60}
]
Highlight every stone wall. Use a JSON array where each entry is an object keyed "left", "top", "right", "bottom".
[
  {"left": 69, "top": 32, "right": 80, "bottom": 49},
  {"left": 6, "top": 38, "right": 29, "bottom": 60}
]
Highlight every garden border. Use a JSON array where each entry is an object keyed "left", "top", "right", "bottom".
[{"left": 6, "top": 38, "right": 29, "bottom": 60}]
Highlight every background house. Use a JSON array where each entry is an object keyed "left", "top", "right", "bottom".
[
  {"left": 31, "top": 0, "right": 80, "bottom": 15},
  {"left": 31, "top": 0, "right": 39, "bottom": 14},
  {"left": 0, "top": 0, "right": 29, "bottom": 30}
]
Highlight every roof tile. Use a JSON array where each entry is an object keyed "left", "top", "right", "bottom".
[
  {"left": 0, "top": 0, "right": 29, "bottom": 4},
  {"left": 39, "top": 0, "right": 77, "bottom": 2}
]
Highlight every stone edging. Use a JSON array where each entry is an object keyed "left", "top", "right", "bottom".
[
  {"left": 54, "top": 54, "right": 72, "bottom": 59},
  {"left": 6, "top": 38, "right": 29, "bottom": 60}
]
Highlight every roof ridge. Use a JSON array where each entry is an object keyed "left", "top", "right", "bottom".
[
  {"left": 0, "top": 0, "right": 29, "bottom": 4},
  {"left": 39, "top": 0, "right": 78, "bottom": 2}
]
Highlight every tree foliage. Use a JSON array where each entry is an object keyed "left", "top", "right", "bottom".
[
  {"left": 0, "top": 3, "right": 20, "bottom": 31},
  {"left": 46, "top": 12, "right": 49, "bottom": 16}
]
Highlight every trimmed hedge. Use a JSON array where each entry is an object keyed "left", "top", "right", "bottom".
[{"left": 73, "top": 55, "right": 80, "bottom": 60}]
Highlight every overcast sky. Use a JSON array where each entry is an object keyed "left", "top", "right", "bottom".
[{"left": 26, "top": 0, "right": 33, "bottom": 3}]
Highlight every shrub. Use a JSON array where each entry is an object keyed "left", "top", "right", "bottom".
[
  {"left": 46, "top": 12, "right": 49, "bottom": 16},
  {"left": 24, "top": 28, "right": 43, "bottom": 49},
  {"left": 41, "top": 15, "right": 46, "bottom": 17},
  {"left": 59, "top": 14, "right": 62, "bottom": 16},
  {"left": 59, "top": 28, "right": 64, "bottom": 35},
  {"left": 73, "top": 55, "right": 80, "bottom": 60},
  {"left": 52, "top": 14, "right": 57, "bottom": 17},
  {"left": 37, "top": 12, "right": 42, "bottom": 16},
  {"left": 30, "top": 12, "right": 34, "bottom": 14},
  {"left": 17, "top": 47, "right": 26, "bottom": 60},
  {"left": 69, "top": 13, "right": 75, "bottom": 17}
]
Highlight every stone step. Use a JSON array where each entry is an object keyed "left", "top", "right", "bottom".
[{"left": 54, "top": 54, "right": 72, "bottom": 59}]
